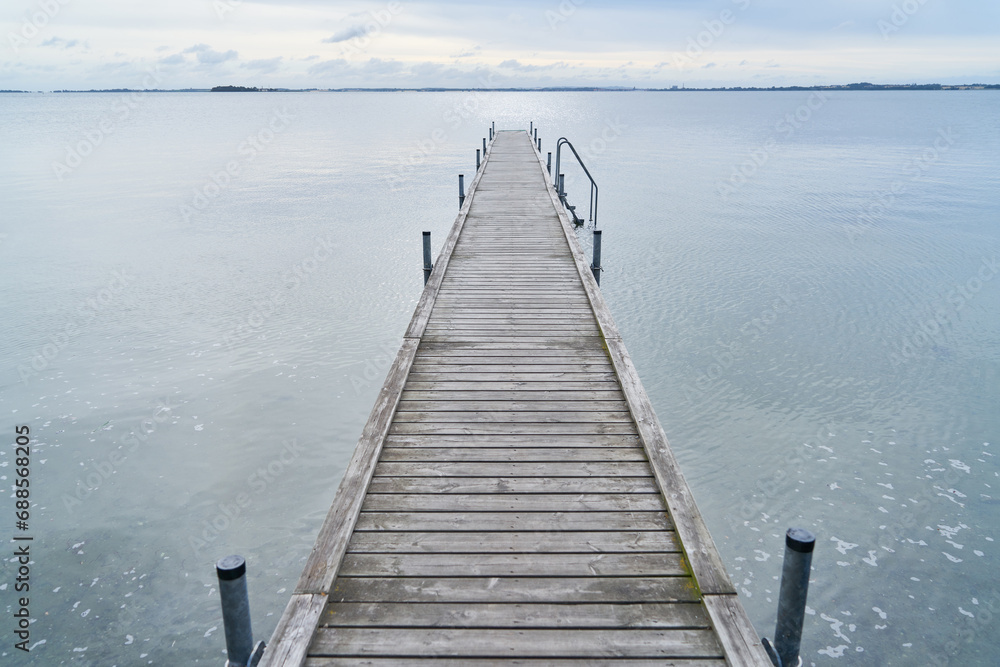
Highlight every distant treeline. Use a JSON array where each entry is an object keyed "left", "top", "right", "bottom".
[
  {"left": 9, "top": 83, "right": 999, "bottom": 94},
  {"left": 48, "top": 89, "right": 209, "bottom": 93},
  {"left": 651, "top": 83, "right": 1000, "bottom": 91}
]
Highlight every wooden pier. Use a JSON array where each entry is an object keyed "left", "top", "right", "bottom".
[{"left": 260, "top": 130, "right": 769, "bottom": 665}]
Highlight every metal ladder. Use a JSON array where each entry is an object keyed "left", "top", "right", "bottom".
[{"left": 553, "top": 137, "right": 599, "bottom": 228}]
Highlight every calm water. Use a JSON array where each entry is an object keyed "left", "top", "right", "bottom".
[{"left": 1, "top": 90, "right": 997, "bottom": 665}]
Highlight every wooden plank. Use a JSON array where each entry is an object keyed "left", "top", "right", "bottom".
[
  {"left": 703, "top": 595, "right": 773, "bottom": 666},
  {"left": 320, "top": 601, "right": 711, "bottom": 628},
  {"left": 402, "top": 381, "right": 621, "bottom": 392},
  {"left": 354, "top": 511, "right": 672, "bottom": 532},
  {"left": 435, "top": 287, "right": 587, "bottom": 293},
  {"left": 308, "top": 627, "right": 724, "bottom": 658},
  {"left": 418, "top": 336, "right": 604, "bottom": 345},
  {"left": 346, "top": 531, "right": 679, "bottom": 553},
  {"left": 413, "top": 352, "right": 606, "bottom": 360},
  {"left": 430, "top": 300, "right": 593, "bottom": 307},
  {"left": 328, "top": 577, "right": 701, "bottom": 604},
  {"left": 422, "top": 327, "right": 599, "bottom": 334},
  {"left": 306, "top": 658, "right": 727, "bottom": 667},
  {"left": 391, "top": 410, "right": 632, "bottom": 424},
  {"left": 361, "top": 492, "right": 666, "bottom": 512},
  {"left": 420, "top": 336, "right": 608, "bottom": 342},
  {"left": 417, "top": 339, "right": 602, "bottom": 349},
  {"left": 403, "top": 372, "right": 618, "bottom": 382},
  {"left": 422, "top": 322, "right": 598, "bottom": 330},
  {"left": 399, "top": 390, "right": 626, "bottom": 402},
  {"left": 427, "top": 310, "right": 596, "bottom": 316},
  {"left": 367, "top": 476, "right": 658, "bottom": 494},
  {"left": 374, "top": 461, "right": 653, "bottom": 477},
  {"left": 383, "top": 434, "right": 642, "bottom": 447},
  {"left": 257, "top": 593, "right": 327, "bottom": 667},
  {"left": 408, "top": 364, "right": 613, "bottom": 374},
  {"left": 396, "top": 400, "right": 629, "bottom": 412},
  {"left": 378, "top": 447, "right": 648, "bottom": 462},
  {"left": 413, "top": 350, "right": 608, "bottom": 358},
  {"left": 339, "top": 552, "right": 688, "bottom": 577},
  {"left": 389, "top": 423, "right": 638, "bottom": 436}
]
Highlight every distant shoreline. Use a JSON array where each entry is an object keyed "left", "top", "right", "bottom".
[{"left": 3, "top": 83, "right": 998, "bottom": 94}]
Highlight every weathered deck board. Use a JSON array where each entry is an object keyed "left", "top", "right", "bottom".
[
  {"left": 306, "top": 660, "right": 727, "bottom": 667},
  {"left": 338, "top": 553, "right": 689, "bottom": 577},
  {"left": 328, "top": 577, "right": 701, "bottom": 604},
  {"left": 345, "top": 531, "right": 680, "bottom": 553},
  {"left": 308, "top": 628, "right": 724, "bottom": 658},
  {"left": 378, "top": 447, "right": 649, "bottom": 462},
  {"left": 321, "top": 601, "right": 711, "bottom": 628},
  {"left": 260, "top": 130, "right": 768, "bottom": 666},
  {"left": 353, "top": 511, "right": 673, "bottom": 531}
]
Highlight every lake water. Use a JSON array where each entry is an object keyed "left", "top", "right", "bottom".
[{"left": 1, "top": 90, "right": 997, "bottom": 665}]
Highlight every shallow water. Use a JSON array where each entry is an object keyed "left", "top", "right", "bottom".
[{"left": 1, "top": 90, "right": 997, "bottom": 665}]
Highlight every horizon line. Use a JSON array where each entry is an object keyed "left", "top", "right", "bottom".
[{"left": 4, "top": 81, "right": 1000, "bottom": 94}]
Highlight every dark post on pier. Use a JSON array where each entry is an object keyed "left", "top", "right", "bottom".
[{"left": 258, "top": 129, "right": 770, "bottom": 666}]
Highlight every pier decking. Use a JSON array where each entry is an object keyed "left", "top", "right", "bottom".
[{"left": 260, "top": 131, "right": 769, "bottom": 665}]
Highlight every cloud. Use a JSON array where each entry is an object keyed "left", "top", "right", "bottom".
[
  {"left": 498, "top": 59, "right": 557, "bottom": 73},
  {"left": 198, "top": 49, "right": 238, "bottom": 65},
  {"left": 241, "top": 57, "right": 283, "bottom": 73},
  {"left": 159, "top": 53, "right": 186, "bottom": 65},
  {"left": 40, "top": 37, "right": 79, "bottom": 49},
  {"left": 360, "top": 58, "right": 405, "bottom": 75},
  {"left": 308, "top": 58, "right": 350, "bottom": 77},
  {"left": 411, "top": 62, "right": 445, "bottom": 78},
  {"left": 323, "top": 25, "right": 370, "bottom": 43},
  {"left": 180, "top": 43, "right": 237, "bottom": 65}
]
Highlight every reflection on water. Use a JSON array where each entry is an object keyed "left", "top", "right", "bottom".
[{"left": 0, "top": 91, "right": 997, "bottom": 665}]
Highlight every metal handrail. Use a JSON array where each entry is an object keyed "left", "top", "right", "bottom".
[{"left": 553, "top": 137, "right": 599, "bottom": 228}]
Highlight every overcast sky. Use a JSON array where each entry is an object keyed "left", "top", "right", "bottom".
[{"left": 3, "top": 0, "right": 999, "bottom": 90}]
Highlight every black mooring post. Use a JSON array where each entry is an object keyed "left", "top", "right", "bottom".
[
  {"left": 483, "top": 137, "right": 487, "bottom": 154},
  {"left": 476, "top": 148, "right": 481, "bottom": 171},
  {"left": 546, "top": 152, "right": 552, "bottom": 174},
  {"left": 591, "top": 230, "right": 602, "bottom": 286},
  {"left": 764, "top": 528, "right": 815, "bottom": 667},
  {"left": 422, "top": 231, "right": 433, "bottom": 284},
  {"left": 458, "top": 174, "right": 465, "bottom": 209},
  {"left": 216, "top": 556, "right": 265, "bottom": 667}
]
